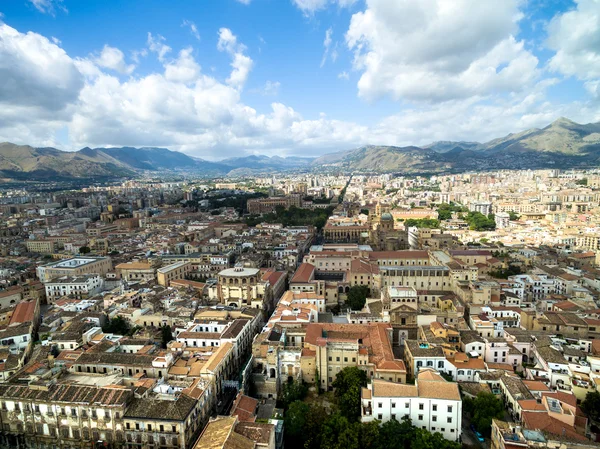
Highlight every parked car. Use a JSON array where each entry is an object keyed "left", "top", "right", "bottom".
[{"left": 470, "top": 424, "right": 485, "bottom": 442}]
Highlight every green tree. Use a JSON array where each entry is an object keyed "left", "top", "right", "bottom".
[
  {"left": 284, "top": 401, "right": 310, "bottom": 448},
  {"left": 161, "top": 325, "right": 173, "bottom": 349},
  {"left": 404, "top": 218, "right": 440, "bottom": 229},
  {"left": 581, "top": 390, "right": 600, "bottom": 422},
  {"left": 346, "top": 285, "right": 370, "bottom": 311},
  {"left": 332, "top": 366, "right": 368, "bottom": 421},
  {"left": 102, "top": 316, "right": 131, "bottom": 335},
  {"left": 468, "top": 392, "right": 504, "bottom": 437},
  {"left": 279, "top": 379, "right": 308, "bottom": 409},
  {"left": 508, "top": 211, "right": 520, "bottom": 221},
  {"left": 79, "top": 246, "right": 91, "bottom": 254}
]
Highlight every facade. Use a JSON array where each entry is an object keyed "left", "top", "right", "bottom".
[
  {"left": 361, "top": 369, "right": 462, "bottom": 442},
  {"left": 36, "top": 257, "right": 112, "bottom": 282},
  {"left": 157, "top": 262, "right": 192, "bottom": 287},
  {"left": 44, "top": 274, "right": 104, "bottom": 303}
]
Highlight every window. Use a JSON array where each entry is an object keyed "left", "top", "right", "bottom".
[
  {"left": 418, "top": 414, "right": 423, "bottom": 421},
  {"left": 419, "top": 403, "right": 424, "bottom": 410},
  {"left": 432, "top": 416, "right": 437, "bottom": 422},
  {"left": 447, "top": 417, "right": 452, "bottom": 423},
  {"left": 378, "top": 414, "right": 383, "bottom": 420},
  {"left": 391, "top": 414, "right": 396, "bottom": 420},
  {"left": 432, "top": 405, "right": 437, "bottom": 411},
  {"left": 172, "top": 425, "right": 176, "bottom": 433},
  {"left": 378, "top": 403, "right": 382, "bottom": 408},
  {"left": 447, "top": 405, "right": 453, "bottom": 413},
  {"left": 391, "top": 402, "right": 396, "bottom": 408},
  {"left": 405, "top": 402, "right": 409, "bottom": 408}
]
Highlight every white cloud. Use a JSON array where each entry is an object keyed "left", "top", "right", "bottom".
[
  {"left": 28, "top": 0, "right": 67, "bottom": 16},
  {"left": 236, "top": 0, "right": 252, "bottom": 4},
  {"left": 217, "top": 28, "right": 253, "bottom": 89},
  {"left": 147, "top": 32, "right": 172, "bottom": 62},
  {"left": 0, "top": 17, "right": 599, "bottom": 160},
  {"left": 346, "top": 0, "right": 538, "bottom": 102},
  {"left": 547, "top": 0, "right": 600, "bottom": 80},
  {"left": 181, "top": 20, "right": 200, "bottom": 41},
  {"left": 320, "top": 27, "right": 333, "bottom": 67},
  {"left": 338, "top": 71, "right": 349, "bottom": 80},
  {"left": 252, "top": 80, "right": 281, "bottom": 96},
  {"left": 292, "top": 0, "right": 357, "bottom": 16},
  {"left": 164, "top": 47, "right": 201, "bottom": 83},
  {"left": 94, "top": 45, "right": 135, "bottom": 75}
]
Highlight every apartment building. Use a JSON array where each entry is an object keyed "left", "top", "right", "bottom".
[
  {"left": 36, "top": 257, "right": 112, "bottom": 282},
  {"left": 302, "top": 323, "right": 407, "bottom": 391},
  {"left": 44, "top": 274, "right": 104, "bottom": 303},
  {"left": 157, "top": 261, "right": 192, "bottom": 287},
  {"left": 24, "top": 239, "right": 58, "bottom": 254},
  {"left": 361, "top": 369, "right": 462, "bottom": 442}
]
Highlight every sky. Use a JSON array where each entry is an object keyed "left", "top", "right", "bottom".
[{"left": 0, "top": 0, "right": 600, "bottom": 160}]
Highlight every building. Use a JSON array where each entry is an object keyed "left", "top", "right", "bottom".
[
  {"left": 157, "top": 262, "right": 192, "bottom": 287},
  {"left": 302, "top": 323, "right": 407, "bottom": 391},
  {"left": 247, "top": 195, "right": 302, "bottom": 215},
  {"left": 36, "top": 257, "right": 112, "bottom": 282},
  {"left": 24, "top": 239, "right": 58, "bottom": 254},
  {"left": 361, "top": 369, "right": 462, "bottom": 442},
  {"left": 115, "top": 261, "right": 157, "bottom": 282},
  {"left": 208, "top": 265, "right": 274, "bottom": 311},
  {"left": 44, "top": 274, "right": 104, "bottom": 303}
]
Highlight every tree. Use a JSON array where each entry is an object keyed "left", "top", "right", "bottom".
[
  {"left": 404, "top": 218, "right": 440, "bottom": 229},
  {"left": 79, "top": 246, "right": 91, "bottom": 254},
  {"left": 508, "top": 211, "right": 520, "bottom": 221},
  {"left": 161, "top": 325, "right": 173, "bottom": 349},
  {"left": 279, "top": 379, "right": 308, "bottom": 409},
  {"left": 581, "top": 391, "right": 600, "bottom": 422},
  {"left": 332, "top": 367, "right": 368, "bottom": 421},
  {"left": 346, "top": 285, "right": 370, "bottom": 311},
  {"left": 284, "top": 401, "right": 310, "bottom": 448},
  {"left": 468, "top": 392, "right": 504, "bottom": 437},
  {"left": 102, "top": 316, "right": 131, "bottom": 335}
]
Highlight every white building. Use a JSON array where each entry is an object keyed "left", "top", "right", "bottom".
[
  {"left": 44, "top": 274, "right": 104, "bottom": 303},
  {"left": 361, "top": 369, "right": 462, "bottom": 442},
  {"left": 495, "top": 212, "right": 510, "bottom": 229}
]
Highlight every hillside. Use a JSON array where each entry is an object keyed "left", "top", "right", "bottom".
[
  {"left": 0, "top": 143, "right": 315, "bottom": 180},
  {"left": 311, "top": 117, "right": 600, "bottom": 173}
]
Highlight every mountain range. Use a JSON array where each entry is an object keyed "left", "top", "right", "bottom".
[{"left": 2, "top": 117, "right": 600, "bottom": 180}]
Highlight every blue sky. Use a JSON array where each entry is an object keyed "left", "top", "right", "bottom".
[{"left": 0, "top": 0, "right": 599, "bottom": 159}]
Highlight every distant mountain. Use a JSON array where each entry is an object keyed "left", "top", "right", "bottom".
[
  {"left": 0, "top": 143, "right": 135, "bottom": 180},
  {"left": 3, "top": 117, "right": 599, "bottom": 180},
  {"left": 311, "top": 118, "right": 600, "bottom": 173},
  {"left": 0, "top": 143, "right": 315, "bottom": 180},
  {"left": 310, "top": 145, "right": 450, "bottom": 173},
  {"left": 424, "top": 141, "right": 482, "bottom": 153}
]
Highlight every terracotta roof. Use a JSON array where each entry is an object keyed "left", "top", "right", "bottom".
[
  {"left": 9, "top": 300, "right": 36, "bottom": 325},
  {"left": 522, "top": 411, "right": 587, "bottom": 441},
  {"left": 290, "top": 263, "right": 315, "bottom": 284}
]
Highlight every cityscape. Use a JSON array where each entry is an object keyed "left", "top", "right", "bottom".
[{"left": 2, "top": 2, "right": 600, "bottom": 449}]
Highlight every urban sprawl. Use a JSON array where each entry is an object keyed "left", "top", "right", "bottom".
[{"left": 1, "top": 169, "right": 600, "bottom": 449}]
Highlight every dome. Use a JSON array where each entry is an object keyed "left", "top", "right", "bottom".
[{"left": 381, "top": 212, "right": 393, "bottom": 221}]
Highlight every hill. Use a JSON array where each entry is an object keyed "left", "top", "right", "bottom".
[
  {"left": 0, "top": 143, "right": 315, "bottom": 180},
  {"left": 311, "top": 117, "right": 600, "bottom": 173}
]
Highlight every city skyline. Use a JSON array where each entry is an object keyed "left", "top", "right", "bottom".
[{"left": 1, "top": 0, "right": 600, "bottom": 159}]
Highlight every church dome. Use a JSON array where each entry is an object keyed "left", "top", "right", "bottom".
[{"left": 381, "top": 212, "right": 393, "bottom": 221}]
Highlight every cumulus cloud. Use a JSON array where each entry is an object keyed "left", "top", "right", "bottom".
[
  {"left": 0, "top": 13, "right": 599, "bottom": 160},
  {"left": 164, "top": 47, "right": 201, "bottom": 83},
  {"left": 346, "top": 0, "right": 538, "bottom": 102},
  {"left": 181, "top": 20, "right": 200, "bottom": 41},
  {"left": 217, "top": 28, "right": 253, "bottom": 89},
  {"left": 547, "top": 0, "right": 600, "bottom": 80},
  {"left": 94, "top": 45, "right": 135, "bottom": 75},
  {"left": 147, "top": 32, "right": 171, "bottom": 62}
]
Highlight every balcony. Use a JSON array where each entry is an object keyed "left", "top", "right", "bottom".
[{"left": 362, "top": 406, "right": 372, "bottom": 416}]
